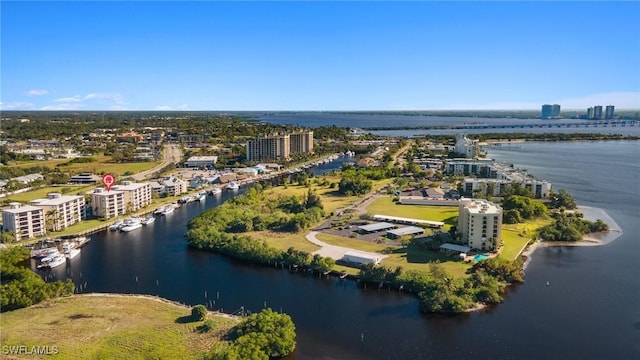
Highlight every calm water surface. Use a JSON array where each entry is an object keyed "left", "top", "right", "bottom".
[{"left": 38, "top": 142, "right": 639, "bottom": 359}]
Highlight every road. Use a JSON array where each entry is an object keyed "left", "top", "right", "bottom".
[{"left": 132, "top": 144, "right": 182, "bottom": 181}]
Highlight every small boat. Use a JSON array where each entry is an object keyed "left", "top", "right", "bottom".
[
  {"left": 73, "top": 236, "right": 90, "bottom": 248},
  {"left": 38, "top": 253, "right": 66, "bottom": 269},
  {"left": 61, "top": 241, "right": 76, "bottom": 253},
  {"left": 154, "top": 206, "right": 166, "bottom": 215},
  {"left": 225, "top": 181, "right": 240, "bottom": 191},
  {"left": 109, "top": 220, "right": 123, "bottom": 231},
  {"left": 120, "top": 217, "right": 143, "bottom": 232},
  {"left": 141, "top": 215, "right": 155, "bottom": 225},
  {"left": 178, "top": 196, "right": 194, "bottom": 204},
  {"left": 31, "top": 247, "right": 60, "bottom": 259},
  {"left": 209, "top": 187, "right": 222, "bottom": 195},
  {"left": 160, "top": 204, "right": 177, "bottom": 215},
  {"left": 198, "top": 191, "right": 207, "bottom": 201},
  {"left": 65, "top": 248, "right": 81, "bottom": 259}
]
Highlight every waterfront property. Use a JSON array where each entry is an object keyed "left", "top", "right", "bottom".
[
  {"left": 110, "top": 181, "right": 153, "bottom": 212},
  {"left": 245, "top": 130, "right": 314, "bottom": 162},
  {"left": 457, "top": 199, "right": 502, "bottom": 251},
  {"left": 29, "top": 193, "right": 86, "bottom": 231},
  {"left": 160, "top": 176, "right": 188, "bottom": 196},
  {"left": 91, "top": 188, "right": 126, "bottom": 219},
  {"left": 1, "top": 202, "right": 46, "bottom": 240},
  {"left": 463, "top": 177, "right": 552, "bottom": 199}
]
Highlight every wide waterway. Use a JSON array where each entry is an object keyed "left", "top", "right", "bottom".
[{"left": 36, "top": 141, "right": 639, "bottom": 359}]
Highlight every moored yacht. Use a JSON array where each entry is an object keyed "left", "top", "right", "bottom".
[
  {"left": 160, "top": 203, "right": 178, "bottom": 215},
  {"left": 225, "top": 181, "right": 239, "bottom": 191},
  {"left": 109, "top": 220, "right": 123, "bottom": 231},
  {"left": 38, "top": 253, "right": 66, "bottom": 269},
  {"left": 210, "top": 187, "right": 222, "bottom": 195},
  {"left": 120, "top": 217, "right": 143, "bottom": 232},
  {"left": 141, "top": 215, "right": 155, "bottom": 225}
]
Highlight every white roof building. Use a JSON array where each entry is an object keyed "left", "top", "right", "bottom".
[
  {"left": 1, "top": 202, "right": 46, "bottom": 241},
  {"left": 30, "top": 193, "right": 86, "bottom": 231},
  {"left": 458, "top": 199, "right": 502, "bottom": 251},
  {"left": 185, "top": 156, "right": 218, "bottom": 168}
]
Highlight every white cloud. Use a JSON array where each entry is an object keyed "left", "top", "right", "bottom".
[
  {"left": 25, "top": 89, "right": 48, "bottom": 96},
  {"left": 0, "top": 102, "right": 36, "bottom": 110},
  {"left": 54, "top": 95, "right": 83, "bottom": 103},
  {"left": 155, "top": 104, "right": 191, "bottom": 111},
  {"left": 42, "top": 92, "right": 128, "bottom": 110}
]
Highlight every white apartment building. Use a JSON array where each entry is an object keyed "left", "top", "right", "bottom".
[
  {"left": 30, "top": 193, "right": 86, "bottom": 231},
  {"left": 110, "top": 181, "right": 152, "bottom": 212},
  {"left": 161, "top": 177, "right": 187, "bottom": 196},
  {"left": 91, "top": 188, "right": 125, "bottom": 219},
  {"left": 2, "top": 203, "right": 46, "bottom": 241},
  {"left": 454, "top": 134, "right": 478, "bottom": 158},
  {"left": 458, "top": 199, "right": 502, "bottom": 251},
  {"left": 463, "top": 178, "right": 552, "bottom": 199}
]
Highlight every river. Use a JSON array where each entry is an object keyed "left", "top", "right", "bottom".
[{"left": 36, "top": 142, "right": 639, "bottom": 359}]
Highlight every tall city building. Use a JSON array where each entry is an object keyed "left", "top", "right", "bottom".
[
  {"left": 593, "top": 105, "right": 603, "bottom": 120},
  {"left": 457, "top": 199, "right": 502, "bottom": 251},
  {"left": 541, "top": 104, "right": 560, "bottom": 119},
  {"left": 605, "top": 105, "right": 615, "bottom": 119},
  {"left": 290, "top": 131, "right": 314, "bottom": 154},
  {"left": 246, "top": 131, "right": 313, "bottom": 162},
  {"left": 587, "top": 107, "right": 595, "bottom": 120}
]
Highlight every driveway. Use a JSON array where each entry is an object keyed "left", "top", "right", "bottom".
[{"left": 306, "top": 231, "right": 388, "bottom": 262}]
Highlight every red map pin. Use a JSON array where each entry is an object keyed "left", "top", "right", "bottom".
[{"left": 102, "top": 173, "right": 115, "bottom": 192}]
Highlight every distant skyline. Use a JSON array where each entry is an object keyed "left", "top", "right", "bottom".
[{"left": 1, "top": 1, "right": 639, "bottom": 111}]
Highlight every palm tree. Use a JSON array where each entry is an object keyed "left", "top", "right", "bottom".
[{"left": 46, "top": 208, "right": 59, "bottom": 232}]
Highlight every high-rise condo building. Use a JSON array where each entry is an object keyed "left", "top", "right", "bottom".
[
  {"left": 541, "top": 104, "right": 560, "bottom": 119},
  {"left": 593, "top": 105, "right": 603, "bottom": 120},
  {"left": 246, "top": 131, "right": 313, "bottom": 162},
  {"left": 457, "top": 199, "right": 502, "bottom": 251},
  {"left": 605, "top": 105, "right": 615, "bottom": 119}
]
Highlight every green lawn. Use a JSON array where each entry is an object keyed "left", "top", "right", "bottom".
[
  {"left": 10, "top": 155, "right": 161, "bottom": 177},
  {"left": 248, "top": 231, "right": 321, "bottom": 253},
  {"left": 316, "top": 233, "right": 471, "bottom": 278},
  {"left": 365, "top": 196, "right": 459, "bottom": 230},
  {"left": 2, "top": 185, "right": 95, "bottom": 204},
  {"left": 0, "top": 295, "right": 237, "bottom": 360},
  {"left": 499, "top": 217, "right": 552, "bottom": 261}
]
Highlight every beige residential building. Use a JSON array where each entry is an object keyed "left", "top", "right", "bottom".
[
  {"left": 2, "top": 203, "right": 46, "bottom": 241},
  {"left": 457, "top": 199, "right": 502, "bottom": 251},
  {"left": 246, "top": 134, "right": 290, "bottom": 162},
  {"left": 161, "top": 177, "right": 187, "bottom": 196},
  {"left": 290, "top": 131, "right": 314, "bottom": 154},
  {"left": 91, "top": 188, "right": 125, "bottom": 219},
  {"left": 110, "top": 181, "right": 152, "bottom": 212},
  {"left": 30, "top": 193, "right": 86, "bottom": 231}
]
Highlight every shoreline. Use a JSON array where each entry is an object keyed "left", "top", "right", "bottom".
[{"left": 520, "top": 205, "right": 623, "bottom": 270}]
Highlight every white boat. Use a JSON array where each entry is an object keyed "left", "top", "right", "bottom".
[
  {"left": 198, "top": 191, "right": 207, "bottom": 201},
  {"left": 179, "top": 196, "right": 194, "bottom": 204},
  {"left": 225, "top": 181, "right": 239, "bottom": 191},
  {"left": 210, "top": 187, "right": 222, "bottom": 195},
  {"left": 38, "top": 253, "right": 66, "bottom": 269},
  {"left": 160, "top": 204, "right": 177, "bottom": 215},
  {"left": 65, "top": 248, "right": 81, "bottom": 259},
  {"left": 120, "top": 217, "right": 143, "bottom": 232},
  {"left": 141, "top": 215, "right": 155, "bottom": 225},
  {"left": 61, "top": 241, "right": 76, "bottom": 253},
  {"left": 121, "top": 222, "right": 143, "bottom": 232},
  {"left": 73, "top": 236, "right": 90, "bottom": 248},
  {"left": 31, "top": 247, "right": 60, "bottom": 259},
  {"left": 109, "top": 220, "right": 123, "bottom": 231},
  {"left": 154, "top": 206, "right": 166, "bottom": 215}
]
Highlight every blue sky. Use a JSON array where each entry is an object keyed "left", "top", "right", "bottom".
[{"left": 1, "top": 1, "right": 639, "bottom": 111}]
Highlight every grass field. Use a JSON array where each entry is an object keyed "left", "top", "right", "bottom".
[
  {"left": 365, "top": 196, "right": 459, "bottom": 230},
  {"left": 316, "top": 233, "right": 470, "bottom": 278},
  {"left": 499, "top": 217, "right": 552, "bottom": 261},
  {"left": 247, "top": 231, "right": 321, "bottom": 253},
  {"left": 2, "top": 185, "right": 95, "bottom": 204},
  {"left": 0, "top": 294, "right": 237, "bottom": 360},
  {"left": 10, "top": 155, "right": 161, "bottom": 177}
]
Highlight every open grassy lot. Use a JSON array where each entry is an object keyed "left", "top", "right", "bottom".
[
  {"left": 365, "top": 196, "right": 459, "bottom": 230},
  {"left": 0, "top": 294, "right": 237, "bottom": 360},
  {"left": 247, "top": 231, "right": 321, "bottom": 253},
  {"left": 10, "top": 155, "right": 161, "bottom": 177},
  {"left": 2, "top": 185, "right": 95, "bottom": 203},
  {"left": 316, "top": 233, "right": 470, "bottom": 278},
  {"left": 499, "top": 216, "right": 552, "bottom": 261}
]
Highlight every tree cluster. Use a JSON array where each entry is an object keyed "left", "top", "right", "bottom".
[
  {"left": 0, "top": 247, "right": 75, "bottom": 312},
  {"left": 358, "top": 258, "right": 523, "bottom": 313},
  {"left": 538, "top": 212, "right": 609, "bottom": 242},
  {"left": 501, "top": 195, "right": 547, "bottom": 224},
  {"left": 186, "top": 186, "right": 334, "bottom": 271},
  {"left": 210, "top": 308, "right": 296, "bottom": 360}
]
